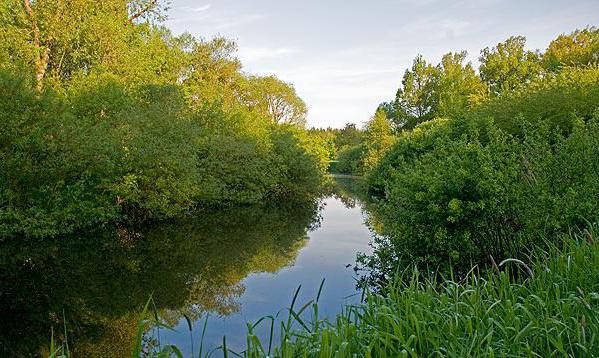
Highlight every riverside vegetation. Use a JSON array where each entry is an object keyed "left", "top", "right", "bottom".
[
  {"left": 126, "top": 27, "right": 599, "bottom": 357},
  {"left": 0, "top": 0, "right": 328, "bottom": 239},
  {"left": 132, "top": 232, "right": 599, "bottom": 357},
  {"left": 1, "top": 0, "right": 598, "bottom": 356},
  {"left": 291, "top": 27, "right": 599, "bottom": 357}
]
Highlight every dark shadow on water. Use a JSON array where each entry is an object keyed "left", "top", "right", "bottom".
[{"left": 0, "top": 198, "right": 323, "bottom": 357}]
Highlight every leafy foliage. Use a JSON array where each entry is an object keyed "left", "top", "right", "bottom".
[
  {"left": 308, "top": 123, "right": 364, "bottom": 174},
  {"left": 363, "top": 28, "right": 599, "bottom": 276},
  {"left": 330, "top": 145, "right": 364, "bottom": 175},
  {"left": 384, "top": 55, "right": 439, "bottom": 129},
  {"left": 361, "top": 109, "right": 395, "bottom": 172},
  {"left": 0, "top": 1, "right": 326, "bottom": 239},
  {"left": 246, "top": 76, "right": 308, "bottom": 126},
  {"left": 479, "top": 36, "right": 543, "bottom": 95},
  {"left": 380, "top": 51, "right": 487, "bottom": 131},
  {"left": 543, "top": 26, "right": 599, "bottom": 71},
  {"left": 367, "top": 74, "right": 599, "bottom": 276}
]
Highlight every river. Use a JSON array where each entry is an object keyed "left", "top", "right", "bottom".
[{"left": 0, "top": 179, "right": 374, "bottom": 356}]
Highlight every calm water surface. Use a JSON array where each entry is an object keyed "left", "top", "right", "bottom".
[
  {"left": 0, "top": 179, "right": 373, "bottom": 356},
  {"left": 164, "top": 194, "right": 372, "bottom": 354}
]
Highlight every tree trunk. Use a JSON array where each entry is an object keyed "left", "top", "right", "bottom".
[
  {"left": 35, "top": 47, "right": 50, "bottom": 92},
  {"left": 23, "top": 0, "right": 49, "bottom": 91}
]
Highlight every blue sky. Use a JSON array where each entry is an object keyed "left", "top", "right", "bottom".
[{"left": 166, "top": 0, "right": 599, "bottom": 128}]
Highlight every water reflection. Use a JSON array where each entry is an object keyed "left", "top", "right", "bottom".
[{"left": 0, "top": 180, "right": 373, "bottom": 356}]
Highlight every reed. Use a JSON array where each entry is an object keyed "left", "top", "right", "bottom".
[{"left": 133, "top": 229, "right": 598, "bottom": 357}]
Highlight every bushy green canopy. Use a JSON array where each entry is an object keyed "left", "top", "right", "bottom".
[{"left": 0, "top": 0, "right": 326, "bottom": 239}]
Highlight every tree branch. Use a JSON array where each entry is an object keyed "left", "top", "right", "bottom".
[
  {"left": 128, "top": 0, "right": 158, "bottom": 24},
  {"left": 23, "top": 0, "right": 40, "bottom": 48}
]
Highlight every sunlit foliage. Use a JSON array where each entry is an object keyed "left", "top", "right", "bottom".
[
  {"left": 365, "top": 29, "right": 599, "bottom": 276},
  {"left": 0, "top": 0, "right": 326, "bottom": 239}
]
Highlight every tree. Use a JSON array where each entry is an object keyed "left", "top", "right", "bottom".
[
  {"left": 362, "top": 109, "right": 395, "bottom": 171},
  {"left": 543, "top": 27, "right": 599, "bottom": 71},
  {"left": 127, "top": 0, "right": 168, "bottom": 24},
  {"left": 246, "top": 75, "right": 307, "bottom": 126},
  {"left": 181, "top": 37, "right": 244, "bottom": 109},
  {"left": 479, "top": 36, "right": 542, "bottom": 95},
  {"left": 435, "top": 51, "right": 488, "bottom": 116},
  {"left": 335, "top": 123, "right": 363, "bottom": 148},
  {"left": 0, "top": 1, "right": 323, "bottom": 238},
  {"left": 0, "top": 0, "right": 169, "bottom": 91},
  {"left": 181, "top": 43, "right": 309, "bottom": 127},
  {"left": 390, "top": 55, "right": 439, "bottom": 129},
  {"left": 382, "top": 52, "right": 486, "bottom": 130},
  {"left": 376, "top": 101, "right": 397, "bottom": 126}
]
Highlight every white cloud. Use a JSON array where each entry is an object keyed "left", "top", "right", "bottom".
[
  {"left": 191, "top": 4, "right": 211, "bottom": 12},
  {"left": 248, "top": 47, "right": 406, "bottom": 128},
  {"left": 166, "top": 0, "right": 599, "bottom": 128}
]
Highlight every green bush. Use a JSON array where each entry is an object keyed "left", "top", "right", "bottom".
[
  {"left": 195, "top": 134, "right": 278, "bottom": 205},
  {"left": 0, "top": 73, "right": 122, "bottom": 237},
  {"left": 0, "top": 72, "right": 325, "bottom": 238},
  {"left": 330, "top": 145, "right": 364, "bottom": 175},
  {"left": 269, "top": 125, "right": 327, "bottom": 199},
  {"left": 364, "top": 66, "right": 599, "bottom": 275},
  {"left": 366, "top": 111, "right": 599, "bottom": 274},
  {"left": 472, "top": 66, "right": 599, "bottom": 135}
]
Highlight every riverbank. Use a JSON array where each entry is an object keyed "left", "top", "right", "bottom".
[
  {"left": 133, "top": 229, "right": 598, "bottom": 357},
  {"left": 1, "top": 180, "right": 374, "bottom": 356}
]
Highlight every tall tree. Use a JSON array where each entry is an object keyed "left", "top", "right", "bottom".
[
  {"left": 479, "top": 36, "right": 542, "bottom": 95},
  {"left": 0, "top": 0, "right": 169, "bottom": 91},
  {"left": 362, "top": 108, "right": 395, "bottom": 171},
  {"left": 436, "top": 51, "right": 488, "bottom": 117},
  {"left": 246, "top": 75, "right": 307, "bottom": 126},
  {"left": 182, "top": 37, "right": 244, "bottom": 109},
  {"left": 543, "top": 27, "right": 599, "bottom": 72},
  {"left": 381, "top": 52, "right": 487, "bottom": 131},
  {"left": 390, "top": 55, "right": 439, "bottom": 130}
]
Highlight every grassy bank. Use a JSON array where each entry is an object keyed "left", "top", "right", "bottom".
[{"left": 125, "top": 228, "right": 598, "bottom": 357}]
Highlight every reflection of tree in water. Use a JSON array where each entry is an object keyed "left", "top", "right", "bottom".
[
  {"left": 327, "top": 177, "right": 371, "bottom": 210},
  {"left": 326, "top": 178, "right": 392, "bottom": 286},
  {"left": 0, "top": 199, "right": 321, "bottom": 357}
]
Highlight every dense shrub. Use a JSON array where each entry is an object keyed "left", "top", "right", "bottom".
[
  {"left": 0, "top": 72, "right": 326, "bottom": 238},
  {"left": 365, "top": 75, "right": 599, "bottom": 274},
  {"left": 330, "top": 145, "right": 364, "bottom": 175},
  {"left": 0, "top": 0, "right": 329, "bottom": 239},
  {"left": 0, "top": 74, "right": 121, "bottom": 237},
  {"left": 472, "top": 66, "right": 599, "bottom": 134},
  {"left": 269, "top": 125, "right": 328, "bottom": 198},
  {"left": 195, "top": 134, "right": 278, "bottom": 205}
]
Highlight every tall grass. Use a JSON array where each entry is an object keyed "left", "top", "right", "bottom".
[
  {"left": 47, "top": 311, "right": 70, "bottom": 358},
  {"left": 132, "top": 227, "right": 599, "bottom": 357}
]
